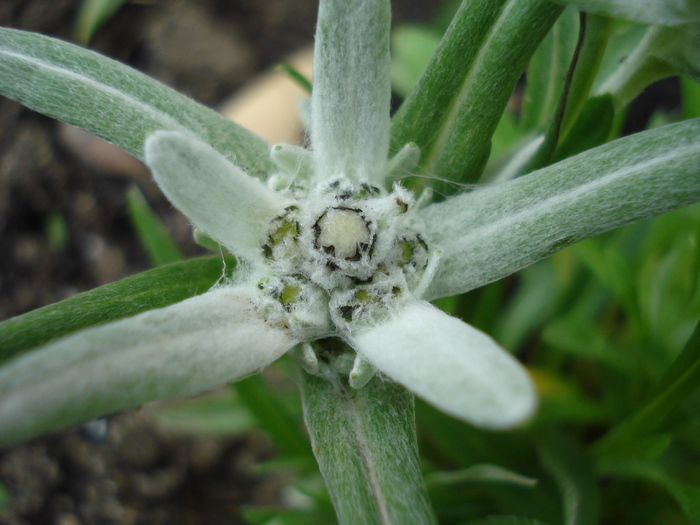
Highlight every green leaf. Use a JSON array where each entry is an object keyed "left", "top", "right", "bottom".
[
  {"left": 0, "top": 285, "right": 296, "bottom": 447},
  {"left": 421, "top": 118, "right": 700, "bottom": 299},
  {"left": 300, "top": 364, "right": 437, "bottom": 525},
  {"left": 549, "top": 0, "right": 700, "bottom": 26},
  {"left": 649, "top": 22, "right": 700, "bottom": 82},
  {"left": 542, "top": 315, "right": 632, "bottom": 371},
  {"left": 595, "top": 320, "right": 700, "bottom": 456},
  {"left": 520, "top": 7, "right": 579, "bottom": 134},
  {"left": 426, "top": 464, "right": 538, "bottom": 488},
  {"left": 74, "top": 0, "right": 128, "bottom": 44},
  {"left": 539, "top": 432, "right": 600, "bottom": 525},
  {"left": 391, "top": 0, "right": 564, "bottom": 188},
  {"left": 126, "top": 186, "right": 184, "bottom": 267},
  {"left": 154, "top": 389, "right": 255, "bottom": 436},
  {"left": 0, "top": 28, "right": 274, "bottom": 178},
  {"left": 276, "top": 62, "right": 313, "bottom": 94},
  {"left": 520, "top": 10, "right": 591, "bottom": 173},
  {"left": 561, "top": 14, "right": 614, "bottom": 137},
  {"left": 591, "top": 22, "right": 648, "bottom": 95},
  {"left": 469, "top": 517, "right": 553, "bottom": 525},
  {"left": 682, "top": 75, "right": 700, "bottom": 119},
  {"left": 234, "top": 373, "right": 312, "bottom": 459},
  {"left": 553, "top": 94, "right": 615, "bottom": 162},
  {"left": 597, "top": 461, "right": 700, "bottom": 524},
  {"left": 0, "top": 255, "right": 235, "bottom": 363},
  {"left": 595, "top": 23, "right": 699, "bottom": 109}
]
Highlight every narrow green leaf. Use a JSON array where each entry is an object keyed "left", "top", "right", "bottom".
[
  {"left": 74, "top": 0, "right": 128, "bottom": 44},
  {"left": 0, "top": 255, "right": 235, "bottom": 363},
  {"left": 596, "top": 461, "right": 700, "bottom": 524},
  {"left": 0, "top": 28, "right": 274, "bottom": 178},
  {"left": 0, "top": 285, "right": 295, "bottom": 447},
  {"left": 591, "top": 22, "right": 648, "bottom": 95},
  {"left": 391, "top": 0, "right": 564, "bottom": 188},
  {"left": 539, "top": 432, "right": 600, "bottom": 525},
  {"left": 649, "top": 22, "right": 700, "bottom": 83},
  {"left": 276, "top": 62, "right": 313, "bottom": 94},
  {"left": 234, "top": 373, "right": 312, "bottom": 459},
  {"left": 595, "top": 320, "right": 700, "bottom": 456},
  {"left": 549, "top": 0, "right": 700, "bottom": 26},
  {"left": 682, "top": 76, "right": 700, "bottom": 119},
  {"left": 561, "top": 14, "right": 614, "bottom": 137},
  {"left": 553, "top": 94, "right": 615, "bottom": 162},
  {"left": 520, "top": 7, "right": 579, "bottom": 134},
  {"left": 520, "top": 10, "right": 590, "bottom": 173},
  {"left": 300, "top": 364, "right": 437, "bottom": 525},
  {"left": 154, "top": 390, "right": 255, "bottom": 436},
  {"left": 595, "top": 24, "right": 692, "bottom": 110},
  {"left": 542, "top": 315, "right": 632, "bottom": 371},
  {"left": 422, "top": 118, "right": 700, "bottom": 299},
  {"left": 126, "top": 186, "right": 184, "bottom": 267},
  {"left": 469, "top": 517, "right": 553, "bottom": 525},
  {"left": 426, "top": 464, "right": 538, "bottom": 488}
]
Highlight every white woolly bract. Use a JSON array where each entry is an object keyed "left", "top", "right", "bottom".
[
  {"left": 349, "top": 300, "right": 537, "bottom": 429},
  {"left": 310, "top": 0, "right": 391, "bottom": 185},
  {"left": 0, "top": 286, "right": 298, "bottom": 446},
  {"left": 144, "top": 130, "right": 290, "bottom": 265}
]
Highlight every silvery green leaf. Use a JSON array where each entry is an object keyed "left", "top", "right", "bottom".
[
  {"left": 422, "top": 118, "right": 700, "bottom": 299},
  {"left": 311, "top": 0, "right": 391, "bottom": 185},
  {"left": 144, "top": 131, "right": 290, "bottom": 264},
  {"left": 348, "top": 299, "right": 537, "bottom": 429},
  {"left": 0, "top": 27, "right": 273, "bottom": 178},
  {"left": 301, "top": 368, "right": 437, "bottom": 525},
  {"left": 549, "top": 0, "right": 700, "bottom": 26},
  {"left": 270, "top": 143, "right": 314, "bottom": 182},
  {"left": 0, "top": 255, "right": 233, "bottom": 364},
  {"left": 597, "top": 23, "right": 700, "bottom": 108},
  {"left": 0, "top": 286, "right": 298, "bottom": 447}
]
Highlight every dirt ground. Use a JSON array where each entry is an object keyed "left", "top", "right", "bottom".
[{"left": 0, "top": 1, "right": 437, "bottom": 523}]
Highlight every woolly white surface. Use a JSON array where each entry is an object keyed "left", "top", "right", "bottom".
[
  {"left": 145, "top": 131, "right": 289, "bottom": 264},
  {"left": 350, "top": 300, "right": 537, "bottom": 429},
  {"left": 0, "top": 285, "right": 297, "bottom": 446},
  {"left": 310, "top": 0, "right": 391, "bottom": 185}
]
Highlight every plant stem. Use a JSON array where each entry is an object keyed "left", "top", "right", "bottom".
[{"left": 299, "top": 354, "right": 437, "bottom": 525}]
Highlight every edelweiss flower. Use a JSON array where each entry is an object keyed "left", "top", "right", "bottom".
[{"left": 0, "top": 1, "right": 536, "bottom": 446}]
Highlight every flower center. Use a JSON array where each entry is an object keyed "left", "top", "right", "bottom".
[
  {"left": 314, "top": 207, "right": 372, "bottom": 260},
  {"left": 257, "top": 180, "right": 434, "bottom": 333}
]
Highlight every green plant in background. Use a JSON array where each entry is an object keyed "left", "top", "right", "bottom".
[{"left": 0, "top": 0, "right": 699, "bottom": 523}]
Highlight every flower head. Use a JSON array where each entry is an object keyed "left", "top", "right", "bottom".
[
  {"left": 141, "top": 0, "right": 537, "bottom": 430},
  {"left": 0, "top": 0, "right": 539, "bottom": 445}
]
